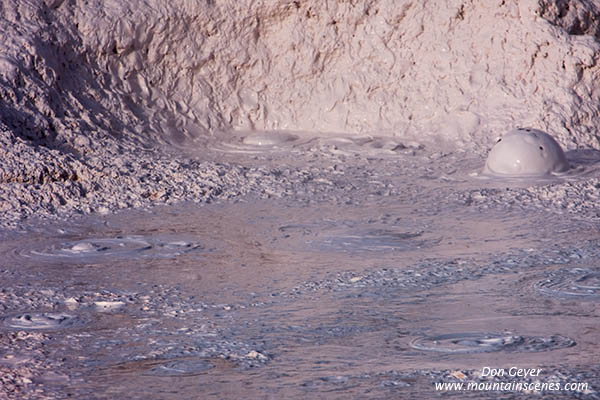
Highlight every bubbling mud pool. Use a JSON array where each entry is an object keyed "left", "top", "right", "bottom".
[
  {"left": 20, "top": 235, "right": 204, "bottom": 263},
  {"left": 1, "top": 146, "right": 600, "bottom": 399},
  {"left": 536, "top": 269, "right": 600, "bottom": 300},
  {"left": 409, "top": 332, "right": 576, "bottom": 354}
]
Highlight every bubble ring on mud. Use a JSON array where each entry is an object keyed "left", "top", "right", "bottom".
[
  {"left": 142, "top": 358, "right": 216, "bottom": 377},
  {"left": 242, "top": 131, "right": 299, "bottom": 146},
  {"left": 211, "top": 131, "right": 304, "bottom": 154},
  {"left": 535, "top": 270, "right": 600, "bottom": 300},
  {"left": 317, "top": 229, "right": 433, "bottom": 253},
  {"left": 484, "top": 128, "right": 569, "bottom": 176},
  {"left": 410, "top": 332, "right": 575, "bottom": 353},
  {"left": 22, "top": 235, "right": 203, "bottom": 261},
  {"left": 1, "top": 313, "right": 85, "bottom": 330}
]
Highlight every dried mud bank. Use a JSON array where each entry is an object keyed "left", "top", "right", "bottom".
[{"left": 2, "top": 0, "right": 600, "bottom": 229}]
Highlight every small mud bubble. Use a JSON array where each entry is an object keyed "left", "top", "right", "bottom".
[
  {"left": 410, "top": 332, "right": 574, "bottom": 353},
  {"left": 1, "top": 313, "right": 84, "bottom": 330},
  {"left": 484, "top": 128, "right": 569, "bottom": 176},
  {"left": 536, "top": 269, "right": 600, "bottom": 300}
]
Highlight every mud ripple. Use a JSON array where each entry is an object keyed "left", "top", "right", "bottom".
[
  {"left": 315, "top": 229, "right": 436, "bottom": 253},
  {"left": 410, "top": 332, "right": 575, "bottom": 354},
  {"left": 20, "top": 235, "right": 203, "bottom": 262},
  {"left": 536, "top": 269, "right": 600, "bottom": 300},
  {"left": 143, "top": 358, "right": 215, "bottom": 377}
]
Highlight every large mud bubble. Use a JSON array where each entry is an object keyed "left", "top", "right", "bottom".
[{"left": 484, "top": 128, "right": 570, "bottom": 176}]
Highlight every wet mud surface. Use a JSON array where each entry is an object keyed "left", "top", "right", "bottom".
[{"left": 1, "top": 145, "right": 600, "bottom": 399}]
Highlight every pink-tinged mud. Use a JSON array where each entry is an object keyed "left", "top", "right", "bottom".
[{"left": 1, "top": 140, "right": 600, "bottom": 399}]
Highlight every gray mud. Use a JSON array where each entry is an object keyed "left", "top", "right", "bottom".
[
  {"left": 3, "top": 1, "right": 600, "bottom": 398},
  {"left": 1, "top": 142, "right": 600, "bottom": 399}
]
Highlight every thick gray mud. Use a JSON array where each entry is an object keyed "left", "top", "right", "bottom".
[{"left": 1, "top": 145, "right": 600, "bottom": 399}]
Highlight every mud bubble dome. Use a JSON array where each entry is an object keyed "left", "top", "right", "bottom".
[{"left": 483, "top": 128, "right": 570, "bottom": 176}]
